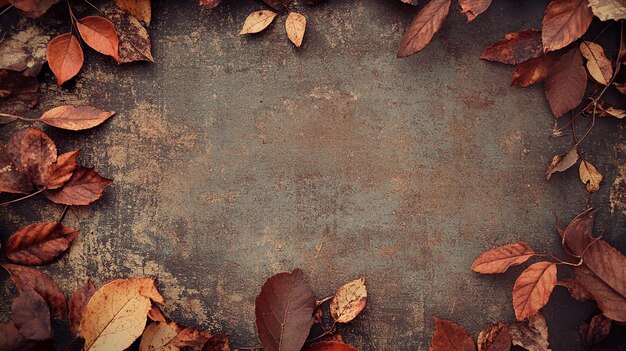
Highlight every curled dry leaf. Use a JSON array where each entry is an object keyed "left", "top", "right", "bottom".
[
  {"left": 512, "top": 262, "right": 557, "bottom": 321},
  {"left": 508, "top": 314, "right": 550, "bottom": 351},
  {"left": 545, "top": 147, "right": 578, "bottom": 180},
  {"left": 580, "top": 314, "right": 611, "bottom": 347},
  {"left": 302, "top": 341, "right": 359, "bottom": 351},
  {"left": 115, "top": 0, "right": 151, "bottom": 26},
  {"left": 76, "top": 16, "right": 120, "bottom": 62},
  {"left": 541, "top": 0, "right": 593, "bottom": 52},
  {"left": 544, "top": 47, "right": 587, "bottom": 117},
  {"left": 286, "top": 12, "right": 306, "bottom": 48},
  {"left": 579, "top": 160, "right": 603, "bottom": 192},
  {"left": 586, "top": 100, "right": 626, "bottom": 119},
  {"left": 397, "top": 0, "right": 451, "bottom": 58},
  {"left": 104, "top": 5, "right": 154, "bottom": 63},
  {"left": 587, "top": 0, "right": 626, "bottom": 21},
  {"left": 139, "top": 321, "right": 181, "bottom": 351},
  {"left": 12, "top": 288, "right": 52, "bottom": 341},
  {"left": 0, "top": 69, "right": 38, "bottom": 114},
  {"left": 255, "top": 269, "right": 316, "bottom": 351},
  {"left": 0, "top": 27, "right": 49, "bottom": 76},
  {"left": 45, "top": 166, "right": 112, "bottom": 206},
  {"left": 580, "top": 41, "right": 613, "bottom": 86},
  {"left": 80, "top": 278, "right": 164, "bottom": 351},
  {"left": 458, "top": 0, "right": 492, "bottom": 21},
  {"left": 477, "top": 323, "right": 511, "bottom": 351},
  {"left": 481, "top": 29, "right": 543, "bottom": 65},
  {"left": 240, "top": 11, "right": 278, "bottom": 35},
  {"left": 471, "top": 242, "right": 534, "bottom": 274},
  {"left": 7, "top": 127, "right": 57, "bottom": 187},
  {"left": 46, "top": 33, "right": 84, "bottom": 86},
  {"left": 6, "top": 222, "right": 79, "bottom": 265},
  {"left": 0, "top": 142, "right": 31, "bottom": 194},
  {"left": 330, "top": 277, "right": 367, "bottom": 323},
  {"left": 40, "top": 105, "right": 116, "bottom": 131},
  {"left": 9, "top": 0, "right": 60, "bottom": 18},
  {"left": 1, "top": 263, "right": 67, "bottom": 318},
  {"left": 45, "top": 150, "right": 79, "bottom": 190},
  {"left": 429, "top": 317, "right": 475, "bottom": 351},
  {"left": 557, "top": 278, "right": 593, "bottom": 301},
  {"left": 69, "top": 279, "right": 96, "bottom": 337}
]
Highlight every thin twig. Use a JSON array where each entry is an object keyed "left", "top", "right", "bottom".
[
  {"left": 58, "top": 206, "right": 70, "bottom": 224},
  {"left": 0, "top": 4, "right": 14, "bottom": 17},
  {"left": 0, "top": 113, "right": 39, "bottom": 122},
  {"left": 305, "top": 321, "right": 336, "bottom": 344},
  {"left": 0, "top": 188, "right": 44, "bottom": 207}
]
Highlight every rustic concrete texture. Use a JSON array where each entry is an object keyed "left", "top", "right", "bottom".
[{"left": 1, "top": 0, "right": 625, "bottom": 349}]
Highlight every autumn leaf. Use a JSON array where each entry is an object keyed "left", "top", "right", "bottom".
[
  {"left": 557, "top": 278, "right": 593, "bottom": 301},
  {"left": 104, "top": 5, "right": 154, "bottom": 63},
  {"left": 580, "top": 314, "right": 611, "bottom": 348},
  {"left": 0, "top": 27, "right": 50, "bottom": 76},
  {"left": 330, "top": 277, "right": 367, "bottom": 323},
  {"left": 477, "top": 323, "right": 511, "bottom": 351},
  {"left": 429, "top": 317, "right": 475, "bottom": 351},
  {"left": 587, "top": 0, "right": 626, "bottom": 21},
  {"left": 76, "top": 16, "right": 120, "bottom": 62},
  {"left": 45, "top": 150, "right": 79, "bottom": 190},
  {"left": 0, "top": 322, "right": 29, "bottom": 351},
  {"left": 579, "top": 41, "right": 613, "bottom": 86},
  {"left": 302, "top": 341, "right": 359, "bottom": 351},
  {"left": 587, "top": 100, "right": 626, "bottom": 119},
  {"left": 574, "top": 266, "right": 626, "bottom": 321},
  {"left": 12, "top": 288, "right": 52, "bottom": 341},
  {"left": 541, "top": 0, "right": 593, "bottom": 52},
  {"left": 46, "top": 33, "right": 84, "bottom": 86},
  {"left": 508, "top": 314, "right": 550, "bottom": 351},
  {"left": 80, "top": 278, "right": 164, "bottom": 351},
  {"left": 0, "top": 69, "right": 38, "bottom": 114},
  {"left": 286, "top": 12, "right": 306, "bottom": 48},
  {"left": 458, "top": 0, "right": 492, "bottom": 21},
  {"left": 139, "top": 321, "right": 181, "bottom": 351},
  {"left": 0, "top": 142, "right": 31, "bottom": 194},
  {"left": 545, "top": 47, "right": 587, "bottom": 117},
  {"left": 40, "top": 105, "right": 116, "bottom": 131},
  {"left": 240, "top": 10, "right": 278, "bottom": 35},
  {"left": 115, "top": 0, "right": 151, "bottom": 26},
  {"left": 1, "top": 263, "right": 67, "bottom": 318},
  {"left": 201, "top": 334, "right": 230, "bottom": 351},
  {"left": 199, "top": 0, "right": 223, "bottom": 10},
  {"left": 69, "top": 279, "right": 96, "bottom": 337},
  {"left": 512, "top": 261, "right": 557, "bottom": 321},
  {"left": 9, "top": 0, "right": 60, "bottom": 18},
  {"left": 168, "top": 327, "right": 212, "bottom": 347},
  {"left": 579, "top": 160, "right": 603, "bottom": 192},
  {"left": 397, "top": 0, "right": 451, "bottom": 58},
  {"left": 148, "top": 304, "right": 168, "bottom": 322},
  {"left": 7, "top": 127, "right": 57, "bottom": 187},
  {"left": 6, "top": 222, "right": 79, "bottom": 265},
  {"left": 471, "top": 242, "right": 535, "bottom": 274},
  {"left": 45, "top": 166, "right": 112, "bottom": 206},
  {"left": 546, "top": 147, "right": 579, "bottom": 180},
  {"left": 255, "top": 269, "right": 316, "bottom": 351},
  {"left": 481, "top": 29, "right": 543, "bottom": 65}
]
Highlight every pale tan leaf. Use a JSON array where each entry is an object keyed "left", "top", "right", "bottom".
[
  {"left": 580, "top": 41, "right": 613, "bottom": 85},
  {"left": 579, "top": 160, "right": 603, "bottom": 192},
  {"left": 587, "top": 0, "right": 626, "bottom": 21},
  {"left": 330, "top": 277, "right": 367, "bottom": 323},
  {"left": 139, "top": 322, "right": 181, "bottom": 351},
  {"left": 286, "top": 12, "right": 306, "bottom": 48},
  {"left": 546, "top": 148, "right": 578, "bottom": 180},
  {"left": 509, "top": 314, "right": 550, "bottom": 351},
  {"left": 240, "top": 11, "right": 278, "bottom": 35}
]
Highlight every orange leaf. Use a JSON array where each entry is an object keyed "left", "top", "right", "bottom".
[
  {"left": 45, "top": 150, "right": 80, "bottom": 189},
  {"left": 45, "top": 166, "right": 112, "bottom": 206},
  {"left": 286, "top": 12, "right": 306, "bottom": 48},
  {"left": 544, "top": 47, "right": 587, "bottom": 117},
  {"left": 512, "top": 262, "right": 557, "bottom": 321},
  {"left": 40, "top": 105, "right": 115, "bottom": 131},
  {"left": 458, "top": 0, "right": 492, "bottom": 21},
  {"left": 471, "top": 242, "right": 534, "bottom": 274},
  {"left": 580, "top": 41, "right": 613, "bottom": 86},
  {"left": 6, "top": 222, "right": 79, "bottom": 265},
  {"left": 542, "top": 0, "right": 593, "bottom": 52},
  {"left": 397, "top": 0, "right": 451, "bottom": 58},
  {"left": 429, "top": 317, "right": 475, "bottom": 351},
  {"left": 477, "top": 323, "right": 511, "bottom": 351},
  {"left": 481, "top": 29, "right": 543, "bottom": 65},
  {"left": 76, "top": 16, "right": 120, "bottom": 61},
  {"left": 46, "top": 33, "right": 84, "bottom": 86}
]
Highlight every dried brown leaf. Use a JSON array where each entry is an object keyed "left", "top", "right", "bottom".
[
  {"left": 240, "top": 10, "right": 278, "bottom": 35},
  {"left": 580, "top": 41, "right": 613, "bottom": 85},
  {"left": 45, "top": 166, "right": 112, "bottom": 206},
  {"left": 542, "top": 0, "right": 593, "bottom": 52},
  {"left": 512, "top": 262, "right": 557, "bottom": 321},
  {"left": 458, "top": 0, "right": 492, "bottom": 21},
  {"left": 397, "top": 0, "right": 451, "bottom": 58},
  {"left": 429, "top": 317, "right": 475, "bottom": 351},
  {"left": 545, "top": 47, "right": 587, "bottom": 117},
  {"left": 9, "top": 0, "right": 60, "bottom": 18},
  {"left": 12, "top": 288, "right": 52, "bottom": 341},
  {"left": 6, "top": 222, "right": 78, "bottom": 265},
  {"left": 148, "top": 304, "right": 168, "bottom": 323},
  {"left": 579, "top": 160, "right": 603, "bottom": 192},
  {"left": 574, "top": 266, "right": 626, "bottom": 321},
  {"left": 168, "top": 327, "right": 212, "bottom": 347},
  {"left": 557, "top": 278, "right": 594, "bottom": 301},
  {"left": 7, "top": 127, "right": 57, "bottom": 187},
  {"left": 0, "top": 142, "right": 31, "bottom": 194},
  {"left": 40, "top": 105, "right": 115, "bottom": 131},
  {"left": 303, "top": 341, "right": 359, "bottom": 351},
  {"left": 477, "top": 323, "right": 511, "bottom": 351},
  {"left": 587, "top": 0, "right": 626, "bottom": 21},
  {"left": 471, "top": 242, "right": 534, "bottom": 274},
  {"left": 76, "top": 16, "right": 120, "bottom": 62},
  {"left": 46, "top": 33, "right": 84, "bottom": 86},
  {"left": 139, "top": 321, "right": 181, "bottom": 351},
  {"left": 0, "top": 69, "right": 38, "bottom": 114},
  {"left": 509, "top": 314, "right": 550, "bottom": 351},
  {"left": 69, "top": 279, "right": 96, "bottom": 337},
  {"left": 286, "top": 12, "right": 306, "bottom": 48},
  {"left": 115, "top": 0, "right": 151, "bottom": 26},
  {"left": 580, "top": 314, "right": 611, "bottom": 347},
  {"left": 255, "top": 269, "right": 316, "bottom": 351},
  {"left": 104, "top": 5, "right": 154, "bottom": 63},
  {"left": 546, "top": 147, "right": 579, "bottom": 180},
  {"left": 0, "top": 322, "right": 29, "bottom": 351},
  {"left": 45, "top": 150, "right": 79, "bottom": 190},
  {"left": 481, "top": 29, "right": 542, "bottom": 65},
  {"left": 330, "top": 277, "right": 367, "bottom": 323},
  {"left": 0, "top": 27, "right": 49, "bottom": 76}
]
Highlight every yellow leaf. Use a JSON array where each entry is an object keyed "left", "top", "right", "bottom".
[
  {"left": 139, "top": 322, "right": 181, "bottom": 351},
  {"left": 580, "top": 41, "right": 613, "bottom": 86},
  {"left": 240, "top": 10, "right": 277, "bottom": 35},
  {"left": 285, "top": 12, "right": 306, "bottom": 48},
  {"left": 80, "top": 278, "right": 164, "bottom": 351},
  {"left": 330, "top": 277, "right": 367, "bottom": 323},
  {"left": 579, "top": 160, "right": 603, "bottom": 192}
]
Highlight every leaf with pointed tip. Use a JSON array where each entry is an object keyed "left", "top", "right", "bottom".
[
  {"left": 580, "top": 41, "right": 613, "bottom": 86},
  {"left": 542, "top": 0, "right": 593, "bottom": 52},
  {"left": 429, "top": 317, "right": 475, "bottom": 351},
  {"left": 12, "top": 288, "right": 52, "bottom": 341},
  {"left": 6, "top": 222, "right": 79, "bottom": 265},
  {"left": 47, "top": 33, "right": 84, "bottom": 86},
  {"left": 40, "top": 105, "right": 115, "bottom": 131},
  {"left": 286, "top": 12, "right": 306, "bottom": 48},
  {"left": 397, "top": 0, "right": 451, "bottom": 58},
  {"left": 481, "top": 29, "right": 542, "bottom": 65},
  {"left": 240, "top": 10, "right": 278, "bottom": 35},
  {"left": 69, "top": 279, "right": 96, "bottom": 337},
  {"left": 471, "top": 242, "right": 535, "bottom": 274},
  {"left": 45, "top": 150, "right": 79, "bottom": 189},
  {"left": 512, "top": 262, "right": 557, "bottom": 321},
  {"left": 330, "top": 277, "right": 367, "bottom": 323},
  {"left": 546, "top": 147, "right": 579, "bottom": 179},
  {"left": 45, "top": 166, "right": 112, "bottom": 206},
  {"left": 76, "top": 16, "right": 120, "bottom": 61},
  {"left": 545, "top": 47, "right": 587, "bottom": 117}
]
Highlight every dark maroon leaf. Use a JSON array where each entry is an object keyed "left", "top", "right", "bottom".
[{"left": 12, "top": 288, "right": 52, "bottom": 341}]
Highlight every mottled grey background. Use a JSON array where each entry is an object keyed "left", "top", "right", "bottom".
[{"left": 1, "top": 0, "right": 625, "bottom": 350}]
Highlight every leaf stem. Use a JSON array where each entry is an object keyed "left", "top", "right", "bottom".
[
  {"left": 0, "top": 112, "right": 39, "bottom": 122},
  {"left": 58, "top": 205, "right": 70, "bottom": 223},
  {"left": 0, "top": 188, "right": 44, "bottom": 207},
  {"left": 0, "top": 4, "right": 14, "bottom": 17},
  {"left": 305, "top": 321, "right": 337, "bottom": 343}
]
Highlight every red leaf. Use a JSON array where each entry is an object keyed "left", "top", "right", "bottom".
[
  {"left": 580, "top": 314, "right": 611, "bottom": 347},
  {"left": 255, "top": 269, "right": 316, "bottom": 351},
  {"left": 458, "top": 0, "right": 492, "bottom": 21},
  {"left": 0, "top": 142, "right": 31, "bottom": 194},
  {"left": 429, "top": 317, "right": 475, "bottom": 351},
  {"left": 199, "top": 0, "right": 223, "bottom": 9},
  {"left": 303, "top": 341, "right": 359, "bottom": 351},
  {"left": 76, "top": 16, "right": 120, "bottom": 61},
  {"left": 481, "top": 29, "right": 543, "bottom": 65},
  {"left": 45, "top": 150, "right": 79, "bottom": 190},
  {"left": 477, "top": 323, "right": 511, "bottom": 351},
  {"left": 542, "top": 0, "right": 593, "bottom": 52},
  {"left": 69, "top": 279, "right": 96, "bottom": 337},
  {"left": 0, "top": 322, "right": 29, "bottom": 351},
  {"left": 397, "top": 0, "right": 451, "bottom": 58},
  {"left": 7, "top": 127, "right": 57, "bottom": 187},
  {"left": 512, "top": 262, "right": 557, "bottom": 321},
  {"left": 6, "top": 222, "right": 79, "bottom": 265},
  {"left": 544, "top": 47, "right": 587, "bottom": 117},
  {"left": 40, "top": 105, "right": 115, "bottom": 131},
  {"left": 471, "top": 242, "right": 534, "bottom": 274},
  {"left": 11, "top": 288, "right": 52, "bottom": 341},
  {"left": 1, "top": 263, "right": 67, "bottom": 318},
  {"left": 46, "top": 33, "right": 84, "bottom": 86},
  {"left": 45, "top": 166, "right": 112, "bottom": 205}
]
